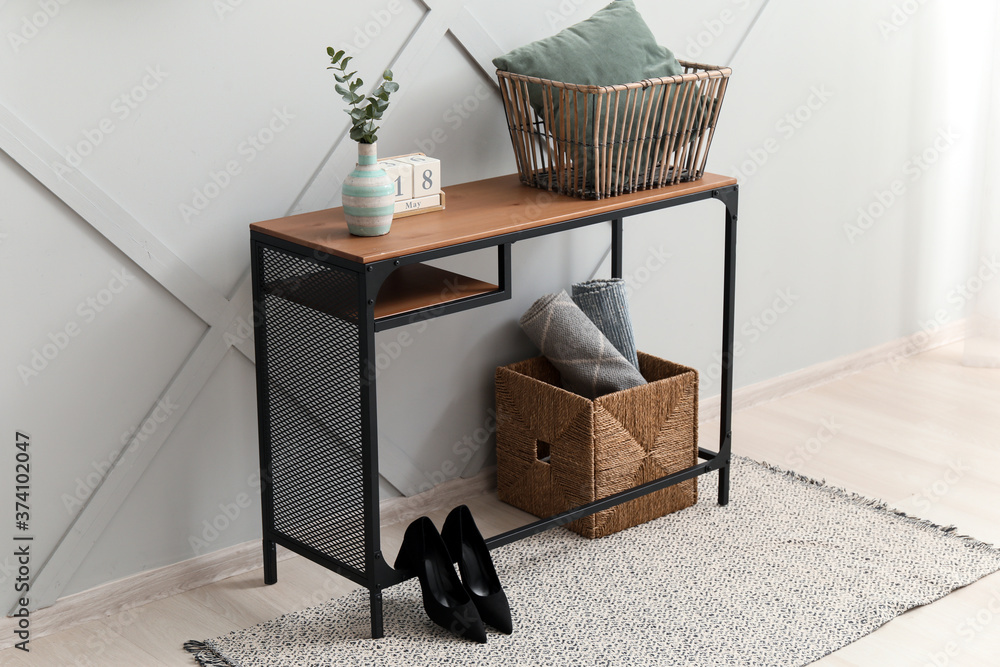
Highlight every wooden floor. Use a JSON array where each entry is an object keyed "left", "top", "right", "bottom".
[{"left": 3, "top": 342, "right": 999, "bottom": 666}]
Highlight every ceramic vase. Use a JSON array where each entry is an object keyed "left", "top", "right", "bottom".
[{"left": 343, "top": 142, "right": 395, "bottom": 236}]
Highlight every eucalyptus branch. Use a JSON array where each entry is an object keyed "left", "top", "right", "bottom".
[{"left": 326, "top": 47, "right": 400, "bottom": 144}]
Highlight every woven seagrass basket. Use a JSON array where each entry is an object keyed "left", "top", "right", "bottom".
[
  {"left": 496, "top": 61, "right": 731, "bottom": 200},
  {"left": 495, "top": 352, "right": 698, "bottom": 539}
]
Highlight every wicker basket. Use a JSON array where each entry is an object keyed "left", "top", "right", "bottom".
[
  {"left": 496, "top": 61, "right": 731, "bottom": 200},
  {"left": 495, "top": 352, "right": 698, "bottom": 539}
]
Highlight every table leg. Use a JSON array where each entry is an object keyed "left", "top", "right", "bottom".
[
  {"left": 611, "top": 218, "right": 624, "bottom": 279},
  {"left": 718, "top": 464, "right": 730, "bottom": 506},
  {"left": 263, "top": 539, "right": 277, "bottom": 585},
  {"left": 361, "top": 266, "right": 390, "bottom": 638},
  {"left": 369, "top": 589, "right": 384, "bottom": 639},
  {"left": 717, "top": 186, "right": 738, "bottom": 508},
  {"left": 251, "top": 241, "right": 279, "bottom": 585}
]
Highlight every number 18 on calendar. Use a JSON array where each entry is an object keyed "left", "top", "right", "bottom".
[{"left": 377, "top": 153, "right": 445, "bottom": 218}]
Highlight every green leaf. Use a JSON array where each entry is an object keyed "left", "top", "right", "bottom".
[
  {"left": 349, "top": 79, "right": 362, "bottom": 92},
  {"left": 333, "top": 73, "right": 348, "bottom": 83},
  {"left": 350, "top": 108, "right": 366, "bottom": 120},
  {"left": 327, "top": 46, "right": 335, "bottom": 57},
  {"left": 352, "top": 92, "right": 365, "bottom": 104},
  {"left": 382, "top": 81, "right": 399, "bottom": 93},
  {"left": 365, "top": 105, "right": 376, "bottom": 119},
  {"left": 383, "top": 69, "right": 393, "bottom": 81},
  {"left": 341, "top": 56, "right": 352, "bottom": 69},
  {"left": 349, "top": 126, "right": 366, "bottom": 141},
  {"left": 335, "top": 83, "right": 349, "bottom": 97}
]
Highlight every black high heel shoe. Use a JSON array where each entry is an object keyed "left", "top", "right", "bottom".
[
  {"left": 442, "top": 505, "right": 513, "bottom": 634},
  {"left": 394, "top": 516, "right": 487, "bottom": 643}
]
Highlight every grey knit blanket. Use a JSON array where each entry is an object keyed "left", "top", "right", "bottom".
[
  {"left": 571, "top": 279, "right": 639, "bottom": 368},
  {"left": 519, "top": 291, "right": 646, "bottom": 399}
]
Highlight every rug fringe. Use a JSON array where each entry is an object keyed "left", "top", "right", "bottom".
[
  {"left": 183, "top": 640, "right": 234, "bottom": 667},
  {"left": 746, "top": 456, "right": 1000, "bottom": 554}
]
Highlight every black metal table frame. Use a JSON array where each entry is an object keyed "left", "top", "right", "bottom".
[{"left": 250, "top": 183, "right": 738, "bottom": 639}]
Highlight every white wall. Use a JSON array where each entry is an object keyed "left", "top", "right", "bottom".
[{"left": 0, "top": 0, "right": 995, "bottom": 607}]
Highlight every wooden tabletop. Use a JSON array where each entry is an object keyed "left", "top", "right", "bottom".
[{"left": 250, "top": 173, "right": 737, "bottom": 265}]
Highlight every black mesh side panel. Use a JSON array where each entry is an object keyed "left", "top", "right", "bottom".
[{"left": 258, "top": 245, "right": 366, "bottom": 574}]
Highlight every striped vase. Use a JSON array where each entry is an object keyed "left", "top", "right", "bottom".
[{"left": 342, "top": 141, "right": 395, "bottom": 236}]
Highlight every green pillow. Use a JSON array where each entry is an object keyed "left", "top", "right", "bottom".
[
  {"left": 493, "top": 0, "right": 682, "bottom": 107},
  {"left": 493, "top": 0, "right": 693, "bottom": 193}
]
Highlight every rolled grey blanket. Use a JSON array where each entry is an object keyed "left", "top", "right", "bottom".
[
  {"left": 519, "top": 290, "right": 646, "bottom": 399},
  {"left": 571, "top": 279, "right": 639, "bottom": 368}
]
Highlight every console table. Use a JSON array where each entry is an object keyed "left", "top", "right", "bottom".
[{"left": 249, "top": 173, "right": 738, "bottom": 638}]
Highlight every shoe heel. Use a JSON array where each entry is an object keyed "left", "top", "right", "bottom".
[{"left": 443, "top": 505, "right": 513, "bottom": 635}]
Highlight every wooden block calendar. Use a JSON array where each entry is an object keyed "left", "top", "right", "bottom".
[{"left": 377, "top": 153, "right": 445, "bottom": 218}]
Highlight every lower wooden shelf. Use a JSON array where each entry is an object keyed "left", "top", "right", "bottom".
[
  {"left": 375, "top": 264, "right": 497, "bottom": 320},
  {"left": 264, "top": 263, "right": 497, "bottom": 324}
]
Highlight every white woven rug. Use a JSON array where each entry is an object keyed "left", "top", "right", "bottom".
[{"left": 185, "top": 458, "right": 1000, "bottom": 666}]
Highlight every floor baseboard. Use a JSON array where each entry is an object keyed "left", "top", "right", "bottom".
[
  {"left": 6, "top": 321, "right": 966, "bottom": 648},
  {"left": 378, "top": 465, "right": 498, "bottom": 528},
  {"left": 699, "top": 319, "right": 966, "bottom": 421},
  {"left": 1, "top": 541, "right": 296, "bottom": 650}
]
